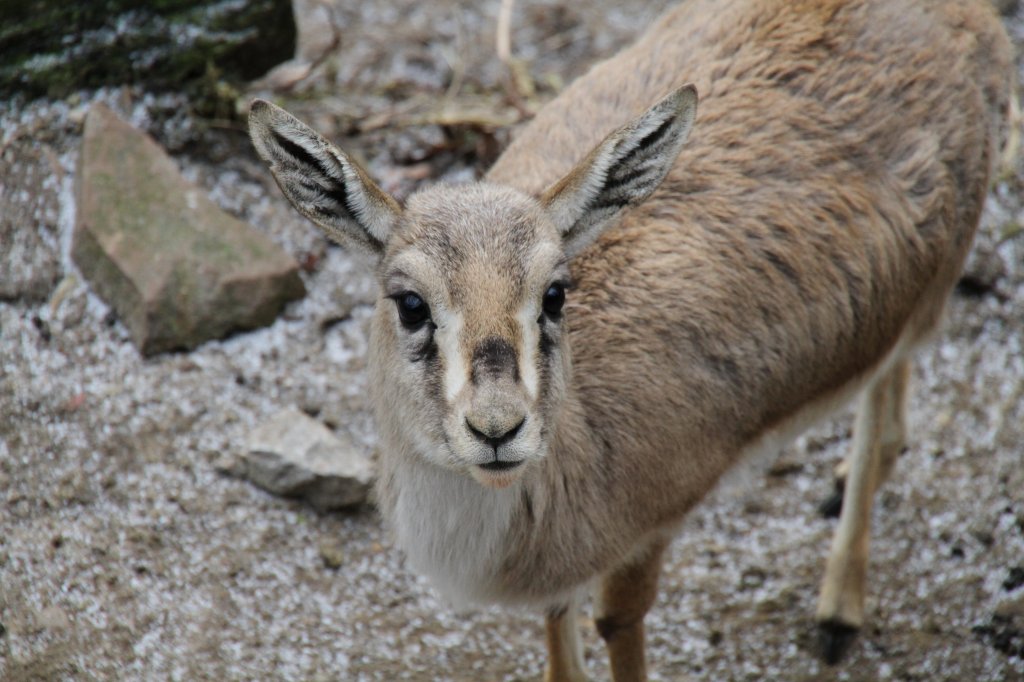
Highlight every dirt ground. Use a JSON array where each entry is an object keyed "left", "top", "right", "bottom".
[{"left": 2, "top": 1, "right": 1023, "bottom": 680}]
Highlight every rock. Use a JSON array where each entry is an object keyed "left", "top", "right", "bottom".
[
  {"left": 239, "top": 408, "right": 374, "bottom": 511},
  {"left": 995, "top": 591, "right": 1024, "bottom": 619},
  {"left": 318, "top": 537, "right": 345, "bottom": 570},
  {"left": 739, "top": 566, "right": 768, "bottom": 591},
  {"left": 0, "top": 0, "right": 296, "bottom": 99},
  {"left": 34, "top": 605, "right": 70, "bottom": 632},
  {"left": 0, "top": 142, "right": 63, "bottom": 302},
  {"left": 73, "top": 104, "right": 305, "bottom": 355}
]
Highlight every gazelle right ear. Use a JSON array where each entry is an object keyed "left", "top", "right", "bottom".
[{"left": 248, "top": 99, "right": 401, "bottom": 258}]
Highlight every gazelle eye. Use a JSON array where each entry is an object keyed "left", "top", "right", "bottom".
[
  {"left": 542, "top": 282, "right": 565, "bottom": 318},
  {"left": 394, "top": 292, "right": 430, "bottom": 329}
]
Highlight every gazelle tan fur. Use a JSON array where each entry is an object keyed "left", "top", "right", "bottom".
[{"left": 248, "top": 0, "right": 1014, "bottom": 679}]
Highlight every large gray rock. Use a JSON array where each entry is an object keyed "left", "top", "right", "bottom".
[
  {"left": 239, "top": 408, "right": 374, "bottom": 512},
  {"left": 73, "top": 103, "right": 305, "bottom": 355},
  {"left": 0, "top": 0, "right": 296, "bottom": 99}
]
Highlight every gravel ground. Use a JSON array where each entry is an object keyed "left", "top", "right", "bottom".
[{"left": 2, "top": 1, "right": 1023, "bottom": 680}]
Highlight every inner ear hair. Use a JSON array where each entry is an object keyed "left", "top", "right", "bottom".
[
  {"left": 542, "top": 84, "right": 698, "bottom": 258},
  {"left": 248, "top": 99, "right": 401, "bottom": 257}
]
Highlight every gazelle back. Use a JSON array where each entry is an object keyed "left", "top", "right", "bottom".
[{"left": 248, "top": 0, "right": 1014, "bottom": 679}]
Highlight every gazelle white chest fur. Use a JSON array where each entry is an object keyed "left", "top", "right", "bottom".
[{"left": 248, "top": 0, "right": 1014, "bottom": 679}]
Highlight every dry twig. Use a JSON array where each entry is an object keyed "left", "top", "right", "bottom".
[{"left": 495, "top": 0, "right": 537, "bottom": 116}]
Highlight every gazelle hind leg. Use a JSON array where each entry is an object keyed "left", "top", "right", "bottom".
[
  {"left": 876, "top": 360, "right": 910, "bottom": 483},
  {"left": 816, "top": 358, "right": 910, "bottom": 663},
  {"left": 594, "top": 536, "right": 669, "bottom": 682},
  {"left": 820, "top": 362, "right": 910, "bottom": 518},
  {"left": 545, "top": 596, "right": 588, "bottom": 682}
]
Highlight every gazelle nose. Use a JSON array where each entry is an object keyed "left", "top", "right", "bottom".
[{"left": 466, "top": 417, "right": 525, "bottom": 450}]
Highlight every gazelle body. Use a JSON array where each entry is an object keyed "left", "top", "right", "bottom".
[{"left": 249, "top": 0, "right": 1014, "bottom": 679}]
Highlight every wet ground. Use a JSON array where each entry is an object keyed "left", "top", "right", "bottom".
[{"left": 1, "top": 1, "right": 1023, "bottom": 680}]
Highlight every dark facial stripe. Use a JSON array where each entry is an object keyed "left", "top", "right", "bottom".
[
  {"left": 412, "top": 332, "right": 438, "bottom": 363},
  {"left": 419, "top": 333, "right": 443, "bottom": 401},
  {"left": 471, "top": 336, "right": 519, "bottom": 383},
  {"left": 539, "top": 326, "right": 556, "bottom": 358}
]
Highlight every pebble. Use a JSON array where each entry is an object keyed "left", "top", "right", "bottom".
[
  {"left": 35, "top": 605, "right": 70, "bottom": 632},
  {"left": 319, "top": 537, "right": 345, "bottom": 570}
]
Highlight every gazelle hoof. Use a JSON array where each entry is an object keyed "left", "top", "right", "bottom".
[{"left": 818, "top": 619, "right": 859, "bottom": 664}]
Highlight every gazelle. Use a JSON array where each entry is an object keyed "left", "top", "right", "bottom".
[{"left": 248, "top": 0, "right": 1014, "bottom": 678}]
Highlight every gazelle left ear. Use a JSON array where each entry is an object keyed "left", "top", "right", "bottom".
[{"left": 541, "top": 84, "right": 698, "bottom": 258}]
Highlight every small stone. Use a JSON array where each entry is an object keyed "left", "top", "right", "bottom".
[
  {"left": 214, "top": 454, "right": 242, "bottom": 476},
  {"left": 756, "top": 586, "right": 797, "bottom": 614},
  {"left": 319, "top": 537, "right": 345, "bottom": 570},
  {"left": 767, "top": 459, "right": 803, "bottom": 477},
  {"left": 740, "top": 566, "right": 767, "bottom": 590},
  {"left": 742, "top": 498, "right": 766, "bottom": 515},
  {"left": 995, "top": 591, "right": 1024, "bottom": 619},
  {"left": 35, "top": 605, "right": 70, "bottom": 632},
  {"left": 239, "top": 408, "right": 374, "bottom": 511}
]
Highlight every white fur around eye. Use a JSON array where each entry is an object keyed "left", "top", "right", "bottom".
[
  {"left": 517, "top": 302, "right": 540, "bottom": 401},
  {"left": 435, "top": 308, "right": 468, "bottom": 403}
]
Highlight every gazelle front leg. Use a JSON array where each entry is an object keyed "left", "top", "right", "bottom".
[
  {"left": 817, "top": 359, "right": 910, "bottom": 663},
  {"left": 594, "top": 536, "right": 670, "bottom": 682},
  {"left": 544, "top": 597, "right": 588, "bottom": 682}
]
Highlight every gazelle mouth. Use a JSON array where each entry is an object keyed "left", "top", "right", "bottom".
[{"left": 478, "top": 459, "right": 523, "bottom": 472}]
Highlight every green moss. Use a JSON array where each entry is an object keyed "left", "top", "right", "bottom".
[{"left": 0, "top": 0, "right": 295, "bottom": 100}]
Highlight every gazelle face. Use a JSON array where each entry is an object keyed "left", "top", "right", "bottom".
[
  {"left": 371, "top": 184, "right": 571, "bottom": 489},
  {"left": 248, "top": 85, "right": 695, "bottom": 490}
]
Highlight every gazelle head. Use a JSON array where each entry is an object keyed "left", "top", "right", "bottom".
[{"left": 249, "top": 86, "right": 696, "bottom": 490}]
